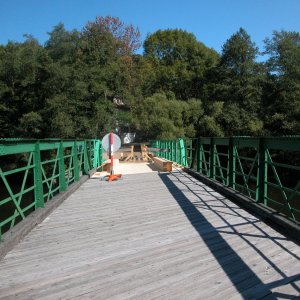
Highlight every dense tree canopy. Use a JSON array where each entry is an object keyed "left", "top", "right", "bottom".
[
  {"left": 211, "top": 28, "right": 265, "bottom": 136},
  {"left": 0, "top": 17, "right": 299, "bottom": 140},
  {"left": 143, "top": 29, "right": 219, "bottom": 100},
  {"left": 263, "top": 31, "right": 300, "bottom": 134}
]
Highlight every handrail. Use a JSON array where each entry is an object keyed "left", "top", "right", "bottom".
[
  {"left": 0, "top": 139, "right": 103, "bottom": 241},
  {"left": 151, "top": 137, "right": 300, "bottom": 223}
]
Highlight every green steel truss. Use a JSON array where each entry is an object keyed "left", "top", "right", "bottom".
[
  {"left": 0, "top": 139, "right": 103, "bottom": 241},
  {"left": 151, "top": 137, "right": 300, "bottom": 223}
]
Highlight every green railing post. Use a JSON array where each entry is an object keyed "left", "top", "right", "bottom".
[
  {"left": 88, "top": 141, "right": 93, "bottom": 167},
  {"left": 179, "top": 140, "right": 182, "bottom": 165},
  {"left": 173, "top": 140, "right": 176, "bottom": 162},
  {"left": 196, "top": 138, "right": 200, "bottom": 172},
  {"left": 88, "top": 141, "right": 92, "bottom": 167},
  {"left": 179, "top": 138, "right": 187, "bottom": 166},
  {"left": 166, "top": 141, "right": 168, "bottom": 160},
  {"left": 83, "top": 141, "right": 90, "bottom": 174},
  {"left": 33, "top": 141, "right": 44, "bottom": 208},
  {"left": 199, "top": 140, "right": 204, "bottom": 174},
  {"left": 165, "top": 141, "right": 167, "bottom": 159},
  {"left": 59, "top": 141, "right": 67, "bottom": 192},
  {"left": 177, "top": 140, "right": 180, "bottom": 163},
  {"left": 175, "top": 140, "right": 178, "bottom": 164},
  {"left": 228, "top": 137, "right": 236, "bottom": 188},
  {"left": 190, "top": 139, "right": 195, "bottom": 169},
  {"left": 98, "top": 140, "right": 103, "bottom": 167},
  {"left": 166, "top": 141, "right": 169, "bottom": 159},
  {"left": 159, "top": 141, "right": 162, "bottom": 158},
  {"left": 173, "top": 140, "right": 176, "bottom": 163},
  {"left": 257, "top": 138, "right": 268, "bottom": 205},
  {"left": 209, "top": 138, "right": 216, "bottom": 179},
  {"left": 167, "top": 141, "right": 169, "bottom": 160},
  {"left": 190, "top": 139, "right": 193, "bottom": 168},
  {"left": 94, "top": 140, "right": 100, "bottom": 168},
  {"left": 73, "top": 141, "right": 80, "bottom": 182},
  {"left": 92, "top": 140, "right": 97, "bottom": 169}
]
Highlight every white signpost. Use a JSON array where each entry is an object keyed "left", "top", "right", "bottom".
[{"left": 101, "top": 133, "right": 121, "bottom": 177}]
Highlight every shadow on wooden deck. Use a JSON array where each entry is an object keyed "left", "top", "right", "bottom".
[{"left": 159, "top": 170, "right": 300, "bottom": 299}]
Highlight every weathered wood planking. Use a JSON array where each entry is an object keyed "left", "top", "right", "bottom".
[
  {"left": 0, "top": 168, "right": 299, "bottom": 299},
  {"left": 153, "top": 157, "right": 173, "bottom": 172}
]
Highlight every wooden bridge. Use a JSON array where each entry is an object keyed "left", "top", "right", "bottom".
[
  {"left": 0, "top": 138, "right": 299, "bottom": 299},
  {"left": 0, "top": 162, "right": 299, "bottom": 299}
]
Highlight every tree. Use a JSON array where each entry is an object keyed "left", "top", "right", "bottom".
[
  {"left": 143, "top": 29, "right": 219, "bottom": 100},
  {"left": 263, "top": 31, "right": 300, "bottom": 134},
  {"left": 81, "top": 16, "right": 141, "bottom": 125},
  {"left": 43, "top": 17, "right": 142, "bottom": 138},
  {"left": 132, "top": 93, "right": 185, "bottom": 139},
  {"left": 210, "top": 28, "right": 265, "bottom": 135},
  {"left": 84, "top": 16, "right": 141, "bottom": 57},
  {"left": 221, "top": 28, "right": 258, "bottom": 77},
  {"left": 264, "top": 30, "right": 300, "bottom": 79},
  {"left": 0, "top": 37, "right": 52, "bottom": 138},
  {"left": 0, "top": 17, "right": 298, "bottom": 140},
  {"left": 45, "top": 23, "right": 80, "bottom": 63}
]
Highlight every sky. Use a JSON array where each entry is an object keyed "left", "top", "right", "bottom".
[{"left": 0, "top": 0, "right": 299, "bottom": 55}]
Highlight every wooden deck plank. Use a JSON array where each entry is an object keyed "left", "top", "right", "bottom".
[{"left": 0, "top": 168, "right": 299, "bottom": 299}]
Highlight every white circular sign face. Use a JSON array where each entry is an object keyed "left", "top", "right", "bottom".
[{"left": 102, "top": 133, "right": 121, "bottom": 152}]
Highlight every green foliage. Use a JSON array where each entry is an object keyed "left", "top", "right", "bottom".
[
  {"left": 205, "top": 28, "right": 267, "bottom": 136},
  {"left": 19, "top": 111, "right": 43, "bottom": 137},
  {"left": 143, "top": 29, "right": 219, "bottom": 100},
  {"left": 133, "top": 93, "right": 184, "bottom": 139},
  {"left": 263, "top": 31, "right": 300, "bottom": 134},
  {"left": 0, "top": 18, "right": 298, "bottom": 140},
  {"left": 0, "top": 37, "right": 51, "bottom": 138},
  {"left": 221, "top": 28, "right": 258, "bottom": 77},
  {"left": 264, "top": 30, "right": 300, "bottom": 79}
]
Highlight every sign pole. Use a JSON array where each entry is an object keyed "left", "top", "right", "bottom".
[
  {"left": 101, "top": 132, "right": 122, "bottom": 182},
  {"left": 109, "top": 132, "right": 114, "bottom": 175}
]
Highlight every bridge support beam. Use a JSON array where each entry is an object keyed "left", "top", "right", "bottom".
[
  {"left": 34, "top": 142, "right": 44, "bottom": 209},
  {"left": 59, "top": 141, "right": 67, "bottom": 192},
  {"left": 73, "top": 141, "right": 79, "bottom": 182},
  {"left": 257, "top": 138, "right": 268, "bottom": 205}
]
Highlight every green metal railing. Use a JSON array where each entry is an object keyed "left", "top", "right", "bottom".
[
  {"left": 0, "top": 139, "right": 103, "bottom": 241},
  {"left": 151, "top": 137, "right": 300, "bottom": 223}
]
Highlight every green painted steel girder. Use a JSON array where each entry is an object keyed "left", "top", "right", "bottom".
[
  {"left": 0, "top": 138, "right": 103, "bottom": 242},
  {"left": 154, "top": 135, "right": 300, "bottom": 224}
]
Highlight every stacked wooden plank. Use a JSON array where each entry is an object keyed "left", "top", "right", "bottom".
[{"left": 153, "top": 157, "right": 173, "bottom": 171}]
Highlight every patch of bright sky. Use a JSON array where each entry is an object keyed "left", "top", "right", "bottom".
[{"left": 0, "top": 0, "right": 299, "bottom": 58}]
